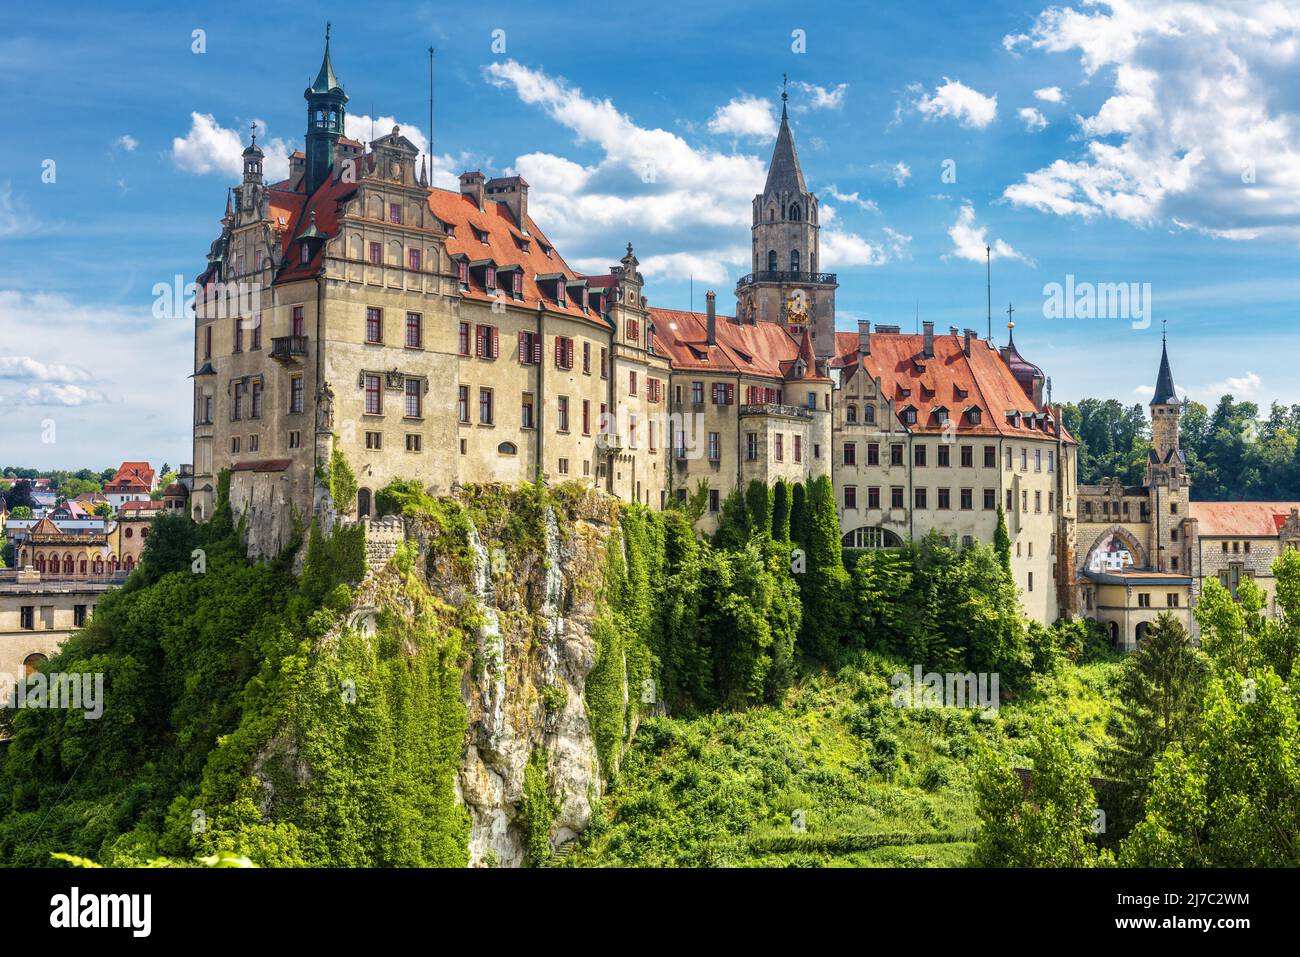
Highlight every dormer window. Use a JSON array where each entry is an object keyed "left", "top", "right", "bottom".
[
  {"left": 472, "top": 226, "right": 489, "bottom": 243},
  {"left": 516, "top": 236, "right": 531, "bottom": 253},
  {"left": 1006, "top": 411, "right": 1020, "bottom": 427},
  {"left": 901, "top": 405, "right": 917, "bottom": 425},
  {"left": 444, "top": 223, "right": 456, "bottom": 238},
  {"left": 922, "top": 386, "right": 936, "bottom": 400},
  {"left": 300, "top": 245, "right": 310, "bottom": 265},
  {"left": 485, "top": 265, "right": 496, "bottom": 291},
  {"left": 457, "top": 259, "right": 469, "bottom": 286},
  {"left": 934, "top": 407, "right": 948, "bottom": 424},
  {"left": 510, "top": 270, "right": 523, "bottom": 299},
  {"left": 955, "top": 387, "right": 969, "bottom": 400},
  {"left": 540, "top": 243, "right": 552, "bottom": 257},
  {"left": 966, "top": 407, "right": 982, "bottom": 425}
]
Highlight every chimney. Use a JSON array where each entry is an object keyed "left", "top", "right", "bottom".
[
  {"left": 857, "top": 319, "right": 871, "bottom": 356},
  {"left": 949, "top": 326, "right": 959, "bottom": 336},
  {"left": 706, "top": 291, "right": 717, "bottom": 345},
  {"left": 459, "top": 170, "right": 486, "bottom": 211},
  {"left": 963, "top": 328, "right": 976, "bottom": 357},
  {"left": 486, "top": 176, "right": 529, "bottom": 233},
  {"left": 922, "top": 320, "right": 934, "bottom": 358}
]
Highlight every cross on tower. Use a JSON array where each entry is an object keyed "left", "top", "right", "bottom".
[
  {"left": 782, "top": 73, "right": 788, "bottom": 103},
  {"left": 1006, "top": 302, "right": 1015, "bottom": 329},
  {"left": 249, "top": 121, "right": 257, "bottom": 145}
]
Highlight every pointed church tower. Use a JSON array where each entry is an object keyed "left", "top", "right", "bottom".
[
  {"left": 304, "top": 23, "right": 347, "bottom": 195},
  {"left": 736, "top": 78, "right": 838, "bottom": 358},
  {"left": 1148, "top": 328, "right": 1184, "bottom": 484}
]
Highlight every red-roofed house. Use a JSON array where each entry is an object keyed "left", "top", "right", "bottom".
[{"left": 104, "top": 462, "right": 155, "bottom": 508}]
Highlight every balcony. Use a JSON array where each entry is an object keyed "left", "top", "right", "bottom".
[
  {"left": 739, "top": 403, "right": 813, "bottom": 419},
  {"left": 735, "top": 270, "right": 837, "bottom": 289},
  {"left": 270, "top": 335, "right": 308, "bottom": 363}
]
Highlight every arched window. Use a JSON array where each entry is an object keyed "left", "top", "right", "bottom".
[
  {"left": 767, "top": 249, "right": 777, "bottom": 272},
  {"left": 35, "top": 555, "right": 46, "bottom": 574},
  {"left": 841, "top": 527, "right": 904, "bottom": 549},
  {"left": 125, "top": 555, "right": 135, "bottom": 571},
  {"left": 768, "top": 207, "right": 775, "bottom": 222},
  {"left": 788, "top": 204, "right": 800, "bottom": 221},
  {"left": 846, "top": 404, "right": 857, "bottom": 423},
  {"left": 358, "top": 488, "right": 372, "bottom": 518},
  {"left": 864, "top": 404, "right": 876, "bottom": 424},
  {"left": 79, "top": 558, "right": 87, "bottom": 575},
  {"left": 63, "top": 554, "right": 73, "bottom": 574},
  {"left": 497, "top": 442, "right": 518, "bottom": 456},
  {"left": 125, "top": 527, "right": 133, "bottom": 538},
  {"left": 24, "top": 654, "right": 47, "bottom": 677},
  {"left": 790, "top": 249, "right": 800, "bottom": 273},
  {"left": 93, "top": 556, "right": 104, "bottom": 575}
]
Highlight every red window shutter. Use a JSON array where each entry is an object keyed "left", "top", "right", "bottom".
[
  {"left": 475, "top": 325, "right": 485, "bottom": 357},
  {"left": 491, "top": 327, "right": 499, "bottom": 358},
  {"left": 518, "top": 331, "right": 528, "bottom": 363},
  {"left": 555, "top": 337, "right": 562, "bottom": 366},
  {"left": 727, "top": 385, "right": 735, "bottom": 405},
  {"left": 533, "top": 340, "right": 542, "bottom": 364}
]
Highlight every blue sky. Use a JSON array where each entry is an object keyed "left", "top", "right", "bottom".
[{"left": 4, "top": 0, "right": 1300, "bottom": 470}]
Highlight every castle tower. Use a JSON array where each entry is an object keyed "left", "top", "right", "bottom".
[
  {"left": 1149, "top": 330, "right": 1181, "bottom": 468},
  {"left": 736, "top": 78, "right": 838, "bottom": 358},
  {"left": 303, "top": 23, "right": 347, "bottom": 195}
]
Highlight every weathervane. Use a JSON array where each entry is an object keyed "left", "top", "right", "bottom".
[{"left": 782, "top": 73, "right": 788, "bottom": 103}]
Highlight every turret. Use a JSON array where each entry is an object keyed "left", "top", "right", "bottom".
[{"left": 303, "top": 23, "right": 347, "bottom": 196}]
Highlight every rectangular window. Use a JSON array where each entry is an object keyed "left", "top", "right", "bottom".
[
  {"left": 746, "top": 432, "right": 758, "bottom": 461},
  {"left": 74, "top": 604, "right": 87, "bottom": 627},
  {"left": 914, "top": 487, "right": 928, "bottom": 510},
  {"left": 937, "top": 445, "right": 950, "bottom": 467},
  {"left": 364, "top": 374, "right": 382, "bottom": 415},
  {"left": 868, "top": 486, "right": 880, "bottom": 509},
  {"left": 937, "top": 487, "right": 951, "bottom": 510},
  {"left": 774, "top": 434, "right": 784, "bottom": 461},
  {"left": 626, "top": 318, "right": 639, "bottom": 343},
  {"left": 1138, "top": 593, "right": 1151, "bottom": 608},
  {"left": 582, "top": 399, "right": 591, "bottom": 435},
  {"left": 405, "top": 312, "right": 422, "bottom": 348},
  {"left": 366, "top": 307, "right": 383, "bottom": 344},
  {"left": 960, "top": 488, "right": 973, "bottom": 510},
  {"left": 1035, "top": 490, "right": 1042, "bottom": 513},
  {"left": 20, "top": 606, "right": 34, "bottom": 630},
  {"left": 1020, "top": 448, "right": 1028, "bottom": 470},
  {"left": 408, "top": 248, "right": 421, "bottom": 271},
  {"left": 250, "top": 315, "right": 261, "bottom": 350},
  {"left": 629, "top": 370, "right": 637, "bottom": 397},
  {"left": 248, "top": 433, "right": 260, "bottom": 452},
  {"left": 233, "top": 318, "right": 243, "bottom": 353},
  {"left": 891, "top": 444, "right": 904, "bottom": 467},
  {"left": 629, "top": 414, "right": 638, "bottom": 449},
  {"left": 232, "top": 381, "right": 244, "bottom": 420},
  {"left": 389, "top": 202, "right": 402, "bottom": 225},
  {"left": 457, "top": 385, "right": 469, "bottom": 423},
  {"left": 369, "top": 242, "right": 382, "bottom": 265},
  {"left": 600, "top": 348, "right": 608, "bottom": 378},
  {"left": 557, "top": 395, "right": 570, "bottom": 432},
  {"left": 914, "top": 445, "right": 927, "bottom": 467},
  {"left": 231, "top": 436, "right": 241, "bottom": 454},
  {"left": 251, "top": 380, "right": 263, "bottom": 419},
  {"left": 1048, "top": 449, "right": 1055, "bottom": 472},
  {"left": 844, "top": 442, "right": 856, "bottom": 466},
  {"left": 583, "top": 342, "right": 591, "bottom": 374},
  {"left": 1167, "top": 593, "right": 1180, "bottom": 608},
  {"left": 844, "top": 485, "right": 857, "bottom": 509},
  {"left": 709, "top": 489, "right": 720, "bottom": 513},
  {"left": 708, "top": 432, "right": 720, "bottom": 461},
  {"left": 479, "top": 388, "right": 494, "bottom": 424},
  {"left": 691, "top": 381, "right": 704, "bottom": 405},
  {"left": 555, "top": 336, "right": 574, "bottom": 369},
  {"left": 405, "top": 379, "right": 422, "bottom": 418},
  {"left": 961, "top": 445, "right": 973, "bottom": 468},
  {"left": 476, "top": 325, "right": 500, "bottom": 359},
  {"left": 522, "top": 392, "right": 535, "bottom": 429},
  {"left": 289, "top": 430, "right": 301, "bottom": 449},
  {"left": 867, "top": 443, "right": 879, "bottom": 466},
  {"left": 794, "top": 435, "right": 802, "bottom": 463},
  {"left": 558, "top": 457, "right": 569, "bottom": 475},
  {"left": 365, "top": 431, "right": 382, "bottom": 450},
  {"left": 711, "top": 383, "right": 735, "bottom": 405},
  {"left": 1035, "top": 449, "right": 1042, "bottom": 472},
  {"left": 292, "top": 305, "right": 305, "bottom": 338},
  {"left": 984, "top": 488, "right": 996, "bottom": 510},
  {"left": 204, "top": 324, "right": 212, "bottom": 359},
  {"left": 1006, "top": 447, "right": 1013, "bottom": 469},
  {"left": 984, "top": 445, "right": 996, "bottom": 468},
  {"left": 891, "top": 486, "right": 905, "bottom": 509},
  {"left": 406, "top": 433, "right": 422, "bottom": 452}
]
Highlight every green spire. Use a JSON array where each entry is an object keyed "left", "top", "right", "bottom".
[{"left": 309, "top": 22, "right": 341, "bottom": 94}]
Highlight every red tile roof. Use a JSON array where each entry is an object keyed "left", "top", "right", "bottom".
[
  {"left": 426, "top": 187, "right": 607, "bottom": 327},
  {"left": 118, "top": 499, "right": 164, "bottom": 513},
  {"left": 230, "top": 459, "right": 292, "bottom": 473},
  {"left": 833, "top": 330, "right": 1073, "bottom": 440},
  {"left": 649, "top": 310, "right": 828, "bottom": 383},
  {"left": 1190, "top": 501, "right": 1300, "bottom": 537},
  {"left": 106, "top": 461, "right": 154, "bottom": 491}
]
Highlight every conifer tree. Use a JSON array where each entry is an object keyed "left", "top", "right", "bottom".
[
  {"left": 799, "top": 475, "right": 849, "bottom": 659},
  {"left": 745, "top": 480, "right": 772, "bottom": 539},
  {"left": 789, "top": 481, "right": 809, "bottom": 548},
  {"left": 771, "top": 480, "right": 791, "bottom": 542},
  {"left": 994, "top": 505, "right": 1012, "bottom": 572},
  {"left": 1099, "top": 612, "right": 1206, "bottom": 837}
]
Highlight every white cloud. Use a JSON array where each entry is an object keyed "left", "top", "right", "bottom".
[
  {"left": 172, "top": 113, "right": 291, "bottom": 181},
  {"left": 1034, "top": 86, "right": 1065, "bottom": 103},
  {"left": 912, "top": 78, "right": 998, "bottom": 128},
  {"left": 892, "top": 161, "right": 911, "bottom": 187},
  {"left": 707, "top": 95, "right": 778, "bottom": 140},
  {"left": 483, "top": 61, "right": 907, "bottom": 281},
  {"left": 946, "top": 203, "right": 1034, "bottom": 264},
  {"left": 1018, "top": 107, "right": 1049, "bottom": 131},
  {"left": 1200, "top": 371, "right": 1262, "bottom": 399},
  {"left": 0, "top": 356, "right": 93, "bottom": 383},
  {"left": 114, "top": 134, "right": 138, "bottom": 152},
  {"left": 825, "top": 185, "right": 878, "bottom": 212},
  {"left": 1003, "top": 1, "right": 1300, "bottom": 241},
  {"left": 791, "top": 81, "right": 848, "bottom": 111},
  {"left": 0, "top": 383, "right": 111, "bottom": 407},
  {"left": 0, "top": 181, "right": 31, "bottom": 237}
]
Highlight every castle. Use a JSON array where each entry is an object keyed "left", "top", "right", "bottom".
[{"left": 189, "top": 34, "right": 1298, "bottom": 638}]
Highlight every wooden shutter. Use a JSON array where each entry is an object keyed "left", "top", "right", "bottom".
[{"left": 518, "top": 331, "right": 528, "bottom": 363}]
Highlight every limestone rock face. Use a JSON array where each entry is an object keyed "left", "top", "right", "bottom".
[{"left": 409, "top": 487, "right": 617, "bottom": 867}]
